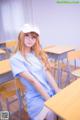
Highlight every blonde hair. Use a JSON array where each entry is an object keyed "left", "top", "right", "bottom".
[{"left": 15, "top": 32, "right": 51, "bottom": 71}]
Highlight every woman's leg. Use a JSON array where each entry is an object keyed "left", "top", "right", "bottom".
[
  {"left": 33, "top": 106, "right": 57, "bottom": 120},
  {"left": 46, "top": 110, "right": 57, "bottom": 120}
]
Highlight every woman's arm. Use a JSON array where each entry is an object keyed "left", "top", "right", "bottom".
[
  {"left": 19, "top": 71, "right": 50, "bottom": 100},
  {"left": 45, "top": 70, "right": 61, "bottom": 93}
]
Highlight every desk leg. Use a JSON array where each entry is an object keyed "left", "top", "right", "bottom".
[
  {"left": 64, "top": 64, "right": 71, "bottom": 86},
  {"left": 57, "top": 61, "right": 62, "bottom": 88}
]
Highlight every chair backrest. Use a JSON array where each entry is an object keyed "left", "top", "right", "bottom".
[
  {"left": 0, "top": 79, "right": 27, "bottom": 120},
  {"left": 67, "top": 50, "right": 80, "bottom": 68},
  {"left": 0, "top": 41, "right": 6, "bottom": 48},
  {"left": 3, "top": 40, "right": 17, "bottom": 58},
  {"left": 0, "top": 78, "right": 26, "bottom": 110},
  {"left": 67, "top": 50, "right": 80, "bottom": 61},
  {"left": 0, "top": 78, "right": 26, "bottom": 93},
  {"left": 6, "top": 40, "right": 17, "bottom": 48},
  {"left": 15, "top": 78, "right": 26, "bottom": 93}
]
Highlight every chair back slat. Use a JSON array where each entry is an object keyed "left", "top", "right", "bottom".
[
  {"left": 6, "top": 40, "right": 17, "bottom": 48},
  {"left": 67, "top": 51, "right": 80, "bottom": 61}
]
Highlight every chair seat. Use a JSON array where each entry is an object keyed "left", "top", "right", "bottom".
[{"left": 0, "top": 79, "right": 26, "bottom": 116}]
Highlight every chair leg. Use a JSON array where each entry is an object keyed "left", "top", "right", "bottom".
[
  {"left": 16, "top": 89, "right": 24, "bottom": 120},
  {"left": 6, "top": 98, "right": 11, "bottom": 111},
  {"left": 4, "top": 90, "right": 23, "bottom": 120}
]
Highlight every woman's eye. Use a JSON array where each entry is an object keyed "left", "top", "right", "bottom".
[
  {"left": 26, "top": 34, "right": 29, "bottom": 37},
  {"left": 33, "top": 36, "right": 37, "bottom": 39},
  {"left": 25, "top": 34, "right": 37, "bottom": 39},
  {"left": 32, "top": 36, "right": 36, "bottom": 39}
]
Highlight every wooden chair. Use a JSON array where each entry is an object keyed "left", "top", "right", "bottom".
[
  {"left": 0, "top": 78, "right": 30, "bottom": 120},
  {"left": 0, "top": 41, "right": 6, "bottom": 48},
  {"left": 4, "top": 40, "right": 17, "bottom": 58},
  {"left": 71, "top": 69, "right": 80, "bottom": 78},
  {"left": 6, "top": 40, "right": 17, "bottom": 48},
  {"left": 50, "top": 50, "right": 80, "bottom": 87},
  {"left": 0, "top": 48, "right": 7, "bottom": 60},
  {"left": 63, "top": 50, "right": 80, "bottom": 86},
  {"left": 0, "top": 58, "right": 29, "bottom": 119}
]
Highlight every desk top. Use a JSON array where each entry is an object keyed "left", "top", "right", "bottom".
[
  {"left": 72, "top": 69, "right": 80, "bottom": 77},
  {"left": 0, "top": 59, "right": 11, "bottom": 75},
  {"left": 44, "top": 46, "right": 74, "bottom": 54},
  {"left": 0, "top": 49, "right": 6, "bottom": 54},
  {"left": 43, "top": 45, "right": 55, "bottom": 50},
  {"left": 45, "top": 79, "right": 80, "bottom": 120}
]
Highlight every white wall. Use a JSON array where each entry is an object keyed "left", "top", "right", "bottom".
[
  {"left": 32, "top": 0, "right": 80, "bottom": 49},
  {"left": 0, "top": 0, "right": 80, "bottom": 49}
]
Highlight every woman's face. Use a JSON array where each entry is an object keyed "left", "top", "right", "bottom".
[{"left": 24, "top": 33, "right": 37, "bottom": 48}]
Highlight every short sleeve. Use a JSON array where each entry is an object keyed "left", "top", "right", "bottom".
[{"left": 10, "top": 57, "right": 27, "bottom": 77}]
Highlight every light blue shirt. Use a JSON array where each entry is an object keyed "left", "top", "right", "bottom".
[{"left": 10, "top": 51, "right": 55, "bottom": 118}]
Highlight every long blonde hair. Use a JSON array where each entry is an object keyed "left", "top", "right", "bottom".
[{"left": 15, "top": 32, "right": 51, "bottom": 71}]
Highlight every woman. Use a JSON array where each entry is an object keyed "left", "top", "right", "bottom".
[{"left": 10, "top": 24, "right": 60, "bottom": 120}]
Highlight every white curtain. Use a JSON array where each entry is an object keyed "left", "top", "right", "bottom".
[{"left": 0, "top": 0, "right": 34, "bottom": 42}]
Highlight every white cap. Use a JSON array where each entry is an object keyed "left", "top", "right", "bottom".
[{"left": 20, "top": 24, "right": 40, "bottom": 35}]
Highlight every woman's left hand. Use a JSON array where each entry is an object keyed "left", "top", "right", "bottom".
[{"left": 56, "top": 88, "right": 62, "bottom": 93}]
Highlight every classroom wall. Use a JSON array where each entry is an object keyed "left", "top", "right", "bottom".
[
  {"left": 0, "top": 0, "right": 80, "bottom": 49},
  {"left": 32, "top": 0, "right": 80, "bottom": 49}
]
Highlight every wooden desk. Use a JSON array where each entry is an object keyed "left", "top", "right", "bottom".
[
  {"left": 0, "top": 59, "right": 11, "bottom": 75},
  {"left": 45, "top": 79, "right": 80, "bottom": 120},
  {"left": 44, "top": 46, "right": 74, "bottom": 54},
  {"left": 0, "top": 59, "right": 13, "bottom": 84},
  {"left": 72, "top": 69, "right": 80, "bottom": 77},
  {"left": 44, "top": 45, "right": 74, "bottom": 87},
  {"left": 43, "top": 45, "right": 55, "bottom": 50}
]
